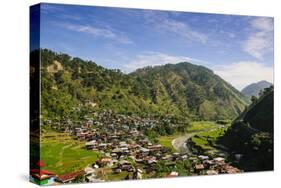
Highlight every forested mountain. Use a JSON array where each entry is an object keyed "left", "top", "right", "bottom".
[
  {"left": 131, "top": 63, "right": 248, "bottom": 120},
  {"left": 40, "top": 49, "right": 248, "bottom": 122},
  {"left": 241, "top": 80, "right": 272, "bottom": 98},
  {"left": 219, "top": 86, "right": 273, "bottom": 171}
]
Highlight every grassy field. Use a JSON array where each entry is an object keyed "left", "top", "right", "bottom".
[
  {"left": 186, "top": 121, "right": 220, "bottom": 132},
  {"left": 157, "top": 121, "right": 224, "bottom": 152},
  {"left": 157, "top": 135, "right": 180, "bottom": 152},
  {"left": 190, "top": 125, "right": 230, "bottom": 156},
  {"left": 40, "top": 130, "right": 100, "bottom": 175}
]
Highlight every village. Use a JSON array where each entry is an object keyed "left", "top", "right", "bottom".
[{"left": 31, "top": 110, "right": 241, "bottom": 185}]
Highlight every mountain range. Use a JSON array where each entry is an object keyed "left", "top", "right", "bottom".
[{"left": 40, "top": 49, "right": 248, "bottom": 121}]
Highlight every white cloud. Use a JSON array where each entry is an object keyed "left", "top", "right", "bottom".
[
  {"left": 143, "top": 11, "right": 208, "bottom": 44},
  {"left": 213, "top": 61, "right": 273, "bottom": 90},
  {"left": 251, "top": 17, "right": 274, "bottom": 32},
  {"left": 61, "top": 23, "right": 134, "bottom": 44},
  {"left": 122, "top": 51, "right": 208, "bottom": 73},
  {"left": 159, "top": 19, "right": 208, "bottom": 44},
  {"left": 242, "top": 17, "right": 273, "bottom": 60}
]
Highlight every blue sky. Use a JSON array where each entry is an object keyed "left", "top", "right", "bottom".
[{"left": 39, "top": 3, "right": 274, "bottom": 90}]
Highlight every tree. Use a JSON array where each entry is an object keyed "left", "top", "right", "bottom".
[{"left": 251, "top": 96, "right": 258, "bottom": 103}]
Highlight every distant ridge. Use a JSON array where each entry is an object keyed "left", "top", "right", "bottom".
[{"left": 241, "top": 80, "right": 273, "bottom": 98}]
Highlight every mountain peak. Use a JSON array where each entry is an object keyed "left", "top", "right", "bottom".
[{"left": 241, "top": 80, "right": 273, "bottom": 97}]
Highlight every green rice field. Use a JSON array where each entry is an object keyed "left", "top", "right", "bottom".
[{"left": 40, "top": 130, "right": 100, "bottom": 175}]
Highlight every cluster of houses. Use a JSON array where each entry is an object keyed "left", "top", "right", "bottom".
[
  {"left": 73, "top": 111, "right": 240, "bottom": 179},
  {"left": 37, "top": 110, "right": 241, "bottom": 184},
  {"left": 192, "top": 155, "right": 240, "bottom": 175},
  {"left": 71, "top": 111, "right": 187, "bottom": 178}
]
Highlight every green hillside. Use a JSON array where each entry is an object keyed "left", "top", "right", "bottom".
[
  {"left": 40, "top": 49, "right": 247, "bottom": 122},
  {"left": 131, "top": 63, "right": 248, "bottom": 120},
  {"left": 219, "top": 86, "right": 273, "bottom": 171}
]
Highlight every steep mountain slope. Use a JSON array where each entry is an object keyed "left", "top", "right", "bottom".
[
  {"left": 241, "top": 80, "right": 272, "bottom": 98},
  {"left": 131, "top": 63, "right": 248, "bottom": 120},
  {"left": 40, "top": 49, "right": 247, "bottom": 122},
  {"left": 219, "top": 86, "right": 273, "bottom": 171}
]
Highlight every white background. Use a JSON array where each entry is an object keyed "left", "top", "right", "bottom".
[{"left": 0, "top": 0, "right": 280, "bottom": 187}]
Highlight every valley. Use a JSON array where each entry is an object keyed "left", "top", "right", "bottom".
[
  {"left": 30, "top": 49, "right": 273, "bottom": 184},
  {"left": 40, "top": 117, "right": 238, "bottom": 183}
]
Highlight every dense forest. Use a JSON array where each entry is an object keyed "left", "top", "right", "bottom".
[
  {"left": 219, "top": 86, "right": 273, "bottom": 171},
  {"left": 40, "top": 49, "right": 248, "bottom": 123}
]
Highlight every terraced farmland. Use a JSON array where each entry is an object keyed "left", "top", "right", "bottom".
[{"left": 40, "top": 130, "right": 100, "bottom": 175}]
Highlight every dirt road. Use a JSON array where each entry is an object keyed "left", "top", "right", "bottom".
[{"left": 171, "top": 133, "right": 196, "bottom": 154}]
